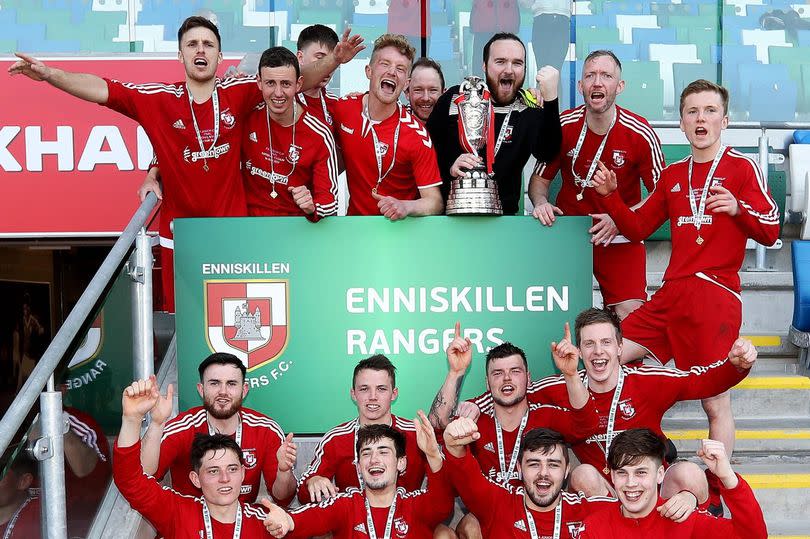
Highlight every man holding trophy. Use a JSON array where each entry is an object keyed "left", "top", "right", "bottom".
[{"left": 427, "top": 32, "right": 562, "bottom": 215}]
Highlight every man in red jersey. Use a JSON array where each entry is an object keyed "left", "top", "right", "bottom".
[
  {"left": 331, "top": 34, "right": 444, "bottom": 219},
  {"left": 115, "top": 377, "right": 274, "bottom": 538},
  {"left": 591, "top": 79, "right": 780, "bottom": 460},
  {"left": 0, "top": 451, "right": 40, "bottom": 539},
  {"left": 581, "top": 429, "right": 766, "bottom": 538},
  {"left": 296, "top": 24, "right": 340, "bottom": 130},
  {"left": 140, "top": 353, "right": 297, "bottom": 506},
  {"left": 471, "top": 309, "right": 757, "bottom": 507},
  {"left": 263, "top": 416, "right": 453, "bottom": 538},
  {"left": 443, "top": 423, "right": 618, "bottom": 538},
  {"left": 529, "top": 50, "right": 664, "bottom": 319},
  {"left": 297, "top": 355, "right": 427, "bottom": 504},
  {"left": 243, "top": 47, "right": 338, "bottom": 219}
]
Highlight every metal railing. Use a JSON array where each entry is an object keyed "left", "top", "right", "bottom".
[{"left": 0, "top": 193, "right": 159, "bottom": 538}]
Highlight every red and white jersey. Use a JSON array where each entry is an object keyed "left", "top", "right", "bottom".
[
  {"left": 473, "top": 360, "right": 748, "bottom": 481},
  {"left": 289, "top": 469, "right": 454, "bottom": 538},
  {"left": 157, "top": 406, "right": 290, "bottom": 505},
  {"left": 113, "top": 441, "right": 271, "bottom": 539},
  {"left": 331, "top": 94, "right": 442, "bottom": 215},
  {"left": 0, "top": 491, "right": 41, "bottom": 539},
  {"left": 104, "top": 77, "right": 261, "bottom": 241},
  {"left": 297, "top": 416, "right": 428, "bottom": 504},
  {"left": 446, "top": 448, "right": 616, "bottom": 539},
  {"left": 599, "top": 147, "right": 780, "bottom": 291},
  {"left": 242, "top": 103, "right": 338, "bottom": 219},
  {"left": 581, "top": 477, "right": 767, "bottom": 538},
  {"left": 296, "top": 89, "right": 339, "bottom": 132},
  {"left": 472, "top": 402, "right": 597, "bottom": 488},
  {"left": 536, "top": 105, "right": 663, "bottom": 224}
]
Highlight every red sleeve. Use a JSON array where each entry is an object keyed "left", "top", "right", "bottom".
[
  {"left": 155, "top": 426, "right": 185, "bottom": 481},
  {"left": 444, "top": 448, "right": 511, "bottom": 529},
  {"left": 309, "top": 120, "right": 339, "bottom": 221},
  {"left": 222, "top": 76, "right": 263, "bottom": 117},
  {"left": 412, "top": 466, "right": 455, "bottom": 526},
  {"left": 597, "top": 182, "right": 668, "bottom": 242},
  {"left": 691, "top": 474, "right": 767, "bottom": 538},
  {"left": 732, "top": 156, "right": 780, "bottom": 246},
  {"left": 636, "top": 360, "right": 748, "bottom": 411},
  {"left": 112, "top": 441, "right": 181, "bottom": 535},
  {"left": 410, "top": 126, "right": 443, "bottom": 189},
  {"left": 288, "top": 492, "right": 351, "bottom": 537},
  {"left": 102, "top": 78, "right": 145, "bottom": 122},
  {"left": 296, "top": 436, "right": 338, "bottom": 504},
  {"left": 544, "top": 399, "right": 600, "bottom": 443},
  {"left": 637, "top": 125, "right": 664, "bottom": 192},
  {"left": 262, "top": 427, "right": 295, "bottom": 507}
]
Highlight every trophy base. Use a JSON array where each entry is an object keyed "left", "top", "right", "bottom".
[{"left": 446, "top": 172, "right": 503, "bottom": 215}]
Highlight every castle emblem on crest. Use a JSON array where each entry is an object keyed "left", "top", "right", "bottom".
[{"left": 233, "top": 302, "right": 262, "bottom": 340}]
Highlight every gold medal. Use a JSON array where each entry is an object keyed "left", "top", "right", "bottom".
[
  {"left": 603, "top": 465, "right": 610, "bottom": 475},
  {"left": 576, "top": 191, "right": 584, "bottom": 201},
  {"left": 270, "top": 190, "right": 278, "bottom": 199},
  {"left": 696, "top": 235, "right": 704, "bottom": 245},
  {"left": 203, "top": 162, "right": 209, "bottom": 172}
]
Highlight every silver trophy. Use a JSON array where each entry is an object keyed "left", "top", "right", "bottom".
[{"left": 446, "top": 76, "right": 503, "bottom": 215}]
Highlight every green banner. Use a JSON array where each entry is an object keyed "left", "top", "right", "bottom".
[{"left": 175, "top": 217, "right": 593, "bottom": 434}]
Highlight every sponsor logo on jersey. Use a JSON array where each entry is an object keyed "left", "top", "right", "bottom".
[
  {"left": 183, "top": 143, "right": 231, "bottom": 164},
  {"left": 483, "top": 441, "right": 495, "bottom": 453},
  {"left": 205, "top": 280, "right": 289, "bottom": 371},
  {"left": 394, "top": 518, "right": 409, "bottom": 537},
  {"left": 612, "top": 149, "right": 626, "bottom": 167},
  {"left": 172, "top": 119, "right": 186, "bottom": 130},
  {"left": 671, "top": 182, "right": 681, "bottom": 193},
  {"left": 221, "top": 109, "right": 236, "bottom": 128},
  {"left": 249, "top": 131, "right": 258, "bottom": 142},
  {"left": 514, "top": 519, "right": 527, "bottom": 531},
  {"left": 568, "top": 521, "right": 585, "bottom": 539},
  {"left": 240, "top": 485, "right": 252, "bottom": 494},
  {"left": 618, "top": 399, "right": 635, "bottom": 420},
  {"left": 243, "top": 448, "right": 257, "bottom": 469},
  {"left": 677, "top": 215, "right": 713, "bottom": 227}
]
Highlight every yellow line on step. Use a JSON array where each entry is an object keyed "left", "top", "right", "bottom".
[{"left": 665, "top": 429, "right": 810, "bottom": 440}]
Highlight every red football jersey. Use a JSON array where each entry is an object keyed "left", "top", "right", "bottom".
[
  {"left": 157, "top": 406, "right": 290, "bottom": 505},
  {"left": 472, "top": 403, "right": 596, "bottom": 488},
  {"left": 581, "top": 477, "right": 766, "bottom": 539},
  {"left": 536, "top": 105, "right": 664, "bottom": 219},
  {"left": 242, "top": 104, "right": 338, "bottom": 219},
  {"left": 113, "top": 441, "right": 270, "bottom": 539},
  {"left": 0, "top": 492, "right": 41, "bottom": 539},
  {"left": 473, "top": 360, "right": 747, "bottom": 481},
  {"left": 104, "top": 77, "right": 261, "bottom": 240},
  {"left": 446, "top": 449, "right": 616, "bottom": 539},
  {"left": 289, "top": 469, "right": 453, "bottom": 539},
  {"left": 296, "top": 89, "right": 339, "bottom": 132},
  {"left": 598, "top": 147, "right": 780, "bottom": 292},
  {"left": 297, "top": 416, "right": 428, "bottom": 505},
  {"left": 331, "top": 94, "right": 442, "bottom": 215}
]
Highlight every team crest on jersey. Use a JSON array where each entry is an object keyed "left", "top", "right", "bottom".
[
  {"left": 503, "top": 125, "right": 514, "bottom": 142},
  {"left": 394, "top": 518, "right": 409, "bottom": 537},
  {"left": 68, "top": 312, "right": 104, "bottom": 369},
  {"left": 568, "top": 522, "right": 585, "bottom": 539},
  {"left": 205, "top": 280, "right": 289, "bottom": 371},
  {"left": 612, "top": 150, "right": 626, "bottom": 168},
  {"left": 243, "top": 448, "right": 258, "bottom": 469},
  {"left": 618, "top": 399, "right": 636, "bottom": 419},
  {"left": 220, "top": 109, "right": 236, "bottom": 128},
  {"left": 375, "top": 141, "right": 389, "bottom": 157},
  {"left": 288, "top": 145, "right": 302, "bottom": 164}
]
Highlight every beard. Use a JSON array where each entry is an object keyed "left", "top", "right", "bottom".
[
  {"left": 485, "top": 71, "right": 525, "bottom": 106},
  {"left": 525, "top": 479, "right": 564, "bottom": 508},
  {"left": 204, "top": 393, "right": 242, "bottom": 420}
]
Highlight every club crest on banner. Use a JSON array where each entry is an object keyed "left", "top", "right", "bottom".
[
  {"left": 68, "top": 312, "right": 104, "bottom": 369},
  {"left": 205, "top": 280, "right": 289, "bottom": 371}
]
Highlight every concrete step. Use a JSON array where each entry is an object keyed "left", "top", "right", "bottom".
[
  {"left": 767, "top": 519, "right": 810, "bottom": 538},
  {"left": 664, "top": 374, "right": 810, "bottom": 420},
  {"left": 663, "top": 417, "right": 810, "bottom": 454},
  {"left": 737, "top": 463, "right": 810, "bottom": 523}
]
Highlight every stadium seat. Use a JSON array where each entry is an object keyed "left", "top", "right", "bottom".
[
  {"left": 614, "top": 14, "right": 658, "bottom": 44},
  {"left": 736, "top": 62, "right": 791, "bottom": 110},
  {"left": 789, "top": 143, "right": 810, "bottom": 215},
  {"left": 617, "top": 60, "right": 664, "bottom": 119},
  {"left": 574, "top": 27, "right": 620, "bottom": 59},
  {"left": 711, "top": 43, "right": 757, "bottom": 65},
  {"left": 574, "top": 14, "right": 612, "bottom": 29},
  {"left": 768, "top": 46, "right": 809, "bottom": 84},
  {"left": 798, "top": 30, "right": 810, "bottom": 47},
  {"left": 741, "top": 28, "right": 791, "bottom": 63},
  {"left": 672, "top": 62, "right": 718, "bottom": 102},
  {"left": 632, "top": 27, "right": 677, "bottom": 60},
  {"left": 601, "top": 1, "right": 649, "bottom": 16},
  {"left": 802, "top": 64, "right": 810, "bottom": 112},
  {"left": 648, "top": 43, "right": 699, "bottom": 110},
  {"left": 748, "top": 79, "right": 798, "bottom": 121},
  {"left": 587, "top": 42, "right": 638, "bottom": 60},
  {"left": 686, "top": 26, "right": 719, "bottom": 63},
  {"left": 352, "top": 13, "right": 386, "bottom": 27},
  {"left": 790, "top": 241, "right": 810, "bottom": 368}
]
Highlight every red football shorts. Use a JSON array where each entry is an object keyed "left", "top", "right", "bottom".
[
  {"left": 620, "top": 274, "right": 742, "bottom": 368},
  {"left": 594, "top": 241, "right": 648, "bottom": 306}
]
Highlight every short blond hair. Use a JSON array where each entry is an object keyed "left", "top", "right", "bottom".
[{"left": 371, "top": 33, "right": 416, "bottom": 66}]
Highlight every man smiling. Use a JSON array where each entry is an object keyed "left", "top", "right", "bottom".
[{"left": 405, "top": 58, "right": 446, "bottom": 122}]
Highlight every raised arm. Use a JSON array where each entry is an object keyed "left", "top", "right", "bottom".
[
  {"left": 551, "top": 322, "right": 589, "bottom": 409},
  {"left": 9, "top": 52, "right": 109, "bottom": 104},
  {"left": 428, "top": 322, "right": 473, "bottom": 429},
  {"left": 300, "top": 29, "right": 364, "bottom": 92}
]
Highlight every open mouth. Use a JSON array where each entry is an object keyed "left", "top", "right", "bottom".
[
  {"left": 590, "top": 91, "right": 605, "bottom": 102},
  {"left": 500, "top": 384, "right": 515, "bottom": 396},
  {"left": 695, "top": 127, "right": 708, "bottom": 136},
  {"left": 534, "top": 479, "right": 552, "bottom": 492},
  {"left": 218, "top": 486, "right": 233, "bottom": 494},
  {"left": 381, "top": 79, "right": 397, "bottom": 94},
  {"left": 368, "top": 466, "right": 385, "bottom": 478},
  {"left": 194, "top": 57, "right": 208, "bottom": 67},
  {"left": 590, "top": 358, "right": 609, "bottom": 373},
  {"left": 366, "top": 404, "right": 381, "bottom": 413},
  {"left": 215, "top": 398, "right": 231, "bottom": 406},
  {"left": 270, "top": 98, "right": 286, "bottom": 106},
  {"left": 623, "top": 490, "right": 643, "bottom": 503},
  {"left": 498, "top": 78, "right": 514, "bottom": 93}
]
